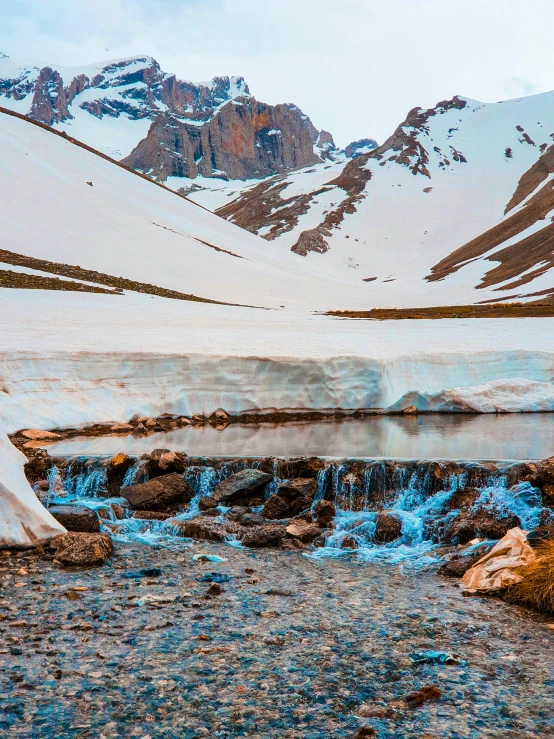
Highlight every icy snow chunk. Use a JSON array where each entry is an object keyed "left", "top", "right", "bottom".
[{"left": 387, "top": 379, "right": 554, "bottom": 413}]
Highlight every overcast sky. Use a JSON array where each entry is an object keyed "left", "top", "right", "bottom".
[{"left": 2, "top": 0, "right": 554, "bottom": 146}]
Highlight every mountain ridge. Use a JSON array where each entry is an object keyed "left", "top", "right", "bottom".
[{"left": 0, "top": 51, "right": 369, "bottom": 181}]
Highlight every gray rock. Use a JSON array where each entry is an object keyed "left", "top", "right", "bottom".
[
  {"left": 213, "top": 469, "right": 272, "bottom": 505},
  {"left": 48, "top": 505, "right": 100, "bottom": 533}
]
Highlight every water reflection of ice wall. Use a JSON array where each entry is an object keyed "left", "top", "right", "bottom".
[{"left": 43, "top": 456, "right": 549, "bottom": 559}]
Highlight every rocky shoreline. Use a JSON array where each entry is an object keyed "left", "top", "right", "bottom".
[
  {"left": 1, "top": 539, "right": 553, "bottom": 738},
  {"left": 10, "top": 411, "right": 389, "bottom": 451}
]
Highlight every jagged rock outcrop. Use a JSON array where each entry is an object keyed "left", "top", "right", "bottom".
[
  {"left": 122, "top": 99, "right": 322, "bottom": 181},
  {"left": 0, "top": 52, "right": 337, "bottom": 181},
  {"left": 291, "top": 228, "right": 330, "bottom": 256},
  {"left": 344, "top": 138, "right": 378, "bottom": 158}
]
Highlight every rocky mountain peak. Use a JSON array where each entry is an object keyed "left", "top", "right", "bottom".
[{"left": 0, "top": 51, "right": 359, "bottom": 181}]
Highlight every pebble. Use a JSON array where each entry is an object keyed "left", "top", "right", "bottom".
[{"left": 0, "top": 541, "right": 552, "bottom": 738}]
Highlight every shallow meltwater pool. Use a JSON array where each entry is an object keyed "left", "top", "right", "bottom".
[{"left": 45, "top": 413, "right": 554, "bottom": 460}]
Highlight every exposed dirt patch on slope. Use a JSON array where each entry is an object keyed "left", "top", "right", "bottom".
[
  {"left": 0, "top": 249, "right": 239, "bottom": 305},
  {"left": 326, "top": 302, "right": 554, "bottom": 320},
  {"left": 427, "top": 171, "right": 554, "bottom": 287},
  {"left": 505, "top": 143, "right": 554, "bottom": 213},
  {"left": 0, "top": 270, "right": 118, "bottom": 294}
]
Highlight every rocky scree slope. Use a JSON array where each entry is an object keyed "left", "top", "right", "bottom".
[{"left": 0, "top": 51, "right": 344, "bottom": 181}]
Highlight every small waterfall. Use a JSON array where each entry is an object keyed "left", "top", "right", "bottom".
[
  {"left": 121, "top": 459, "right": 149, "bottom": 488},
  {"left": 51, "top": 454, "right": 549, "bottom": 559},
  {"left": 312, "top": 465, "right": 330, "bottom": 507},
  {"left": 313, "top": 460, "right": 548, "bottom": 564},
  {"left": 51, "top": 457, "right": 108, "bottom": 500}
]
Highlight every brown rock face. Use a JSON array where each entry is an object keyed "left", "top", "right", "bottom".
[
  {"left": 122, "top": 473, "right": 193, "bottom": 511},
  {"left": 50, "top": 532, "right": 113, "bottom": 567},
  {"left": 178, "top": 518, "right": 237, "bottom": 542},
  {"left": 48, "top": 505, "right": 100, "bottom": 533},
  {"left": 105, "top": 453, "right": 134, "bottom": 495},
  {"left": 24, "top": 448, "right": 53, "bottom": 485},
  {"left": 241, "top": 524, "right": 287, "bottom": 548},
  {"left": 123, "top": 99, "right": 321, "bottom": 181},
  {"left": 285, "top": 521, "right": 320, "bottom": 543},
  {"left": 29, "top": 67, "right": 72, "bottom": 126},
  {"left": 291, "top": 229, "right": 330, "bottom": 256},
  {"left": 314, "top": 499, "right": 336, "bottom": 528},
  {"left": 536, "top": 456, "right": 554, "bottom": 485},
  {"left": 439, "top": 551, "right": 485, "bottom": 578},
  {"left": 449, "top": 507, "right": 520, "bottom": 544},
  {"left": 277, "top": 478, "right": 317, "bottom": 501}
]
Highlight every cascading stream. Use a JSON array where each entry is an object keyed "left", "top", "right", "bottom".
[{"left": 42, "top": 455, "right": 551, "bottom": 559}]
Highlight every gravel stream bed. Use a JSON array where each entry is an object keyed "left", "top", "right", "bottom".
[{"left": 1, "top": 542, "right": 553, "bottom": 739}]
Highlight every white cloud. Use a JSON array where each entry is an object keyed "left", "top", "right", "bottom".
[{"left": 1, "top": 0, "right": 554, "bottom": 146}]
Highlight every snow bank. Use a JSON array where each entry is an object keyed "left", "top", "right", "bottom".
[
  {"left": 387, "top": 379, "right": 554, "bottom": 413},
  {"left": 0, "top": 432, "right": 66, "bottom": 548},
  {"left": 1, "top": 292, "right": 554, "bottom": 431}
]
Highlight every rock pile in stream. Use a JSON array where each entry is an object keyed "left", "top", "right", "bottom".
[{"left": 24, "top": 447, "right": 554, "bottom": 553}]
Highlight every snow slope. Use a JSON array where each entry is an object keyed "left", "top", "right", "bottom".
[
  {"left": 0, "top": 108, "right": 373, "bottom": 310},
  {"left": 214, "top": 93, "right": 554, "bottom": 306}
]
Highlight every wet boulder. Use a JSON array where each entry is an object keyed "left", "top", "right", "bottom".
[
  {"left": 447, "top": 487, "right": 480, "bottom": 511},
  {"left": 240, "top": 512, "right": 266, "bottom": 527},
  {"left": 340, "top": 535, "right": 359, "bottom": 549},
  {"left": 48, "top": 505, "right": 101, "bottom": 533},
  {"left": 285, "top": 521, "right": 320, "bottom": 543},
  {"left": 536, "top": 456, "right": 554, "bottom": 484},
  {"left": 540, "top": 488, "right": 554, "bottom": 511},
  {"left": 506, "top": 462, "right": 539, "bottom": 488},
  {"left": 198, "top": 496, "right": 218, "bottom": 511},
  {"left": 278, "top": 478, "right": 316, "bottom": 501},
  {"left": 314, "top": 499, "right": 336, "bottom": 527},
  {"left": 147, "top": 448, "right": 186, "bottom": 478},
  {"left": 122, "top": 473, "right": 194, "bottom": 511},
  {"left": 313, "top": 529, "right": 332, "bottom": 548},
  {"left": 50, "top": 532, "right": 113, "bottom": 567},
  {"left": 175, "top": 517, "right": 240, "bottom": 542},
  {"left": 289, "top": 496, "right": 315, "bottom": 516},
  {"left": 105, "top": 453, "right": 134, "bottom": 495},
  {"left": 213, "top": 469, "right": 272, "bottom": 505},
  {"left": 262, "top": 494, "right": 291, "bottom": 520},
  {"left": 133, "top": 511, "right": 174, "bottom": 520},
  {"left": 374, "top": 512, "right": 403, "bottom": 543},
  {"left": 241, "top": 524, "right": 287, "bottom": 548},
  {"left": 225, "top": 506, "right": 249, "bottom": 522},
  {"left": 450, "top": 507, "right": 521, "bottom": 544},
  {"left": 274, "top": 457, "right": 325, "bottom": 480},
  {"left": 439, "top": 551, "right": 487, "bottom": 578},
  {"left": 24, "top": 448, "right": 53, "bottom": 485}
]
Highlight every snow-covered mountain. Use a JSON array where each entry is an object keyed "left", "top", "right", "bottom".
[
  {"left": 0, "top": 51, "right": 352, "bottom": 180},
  {"left": 209, "top": 93, "right": 554, "bottom": 305},
  {"left": 2, "top": 97, "right": 554, "bottom": 548}
]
